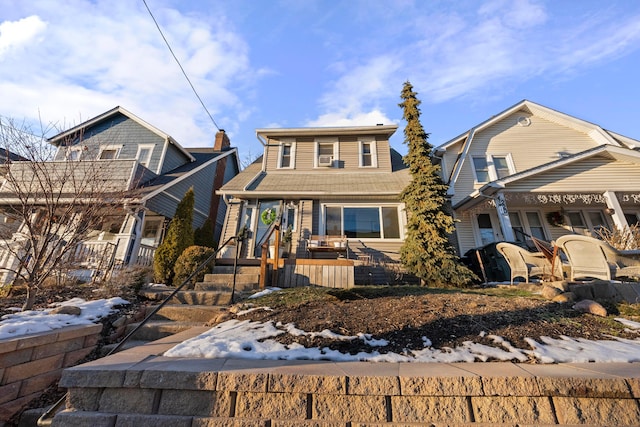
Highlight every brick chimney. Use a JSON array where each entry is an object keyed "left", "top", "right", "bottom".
[
  {"left": 209, "top": 129, "right": 231, "bottom": 236},
  {"left": 214, "top": 129, "right": 230, "bottom": 151}
]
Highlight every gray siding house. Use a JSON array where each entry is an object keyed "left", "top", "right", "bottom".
[
  {"left": 217, "top": 125, "right": 410, "bottom": 266},
  {"left": 0, "top": 106, "right": 239, "bottom": 281}
]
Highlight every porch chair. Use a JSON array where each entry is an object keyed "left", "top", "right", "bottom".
[
  {"left": 496, "top": 242, "right": 557, "bottom": 285},
  {"left": 555, "top": 234, "right": 640, "bottom": 281}
]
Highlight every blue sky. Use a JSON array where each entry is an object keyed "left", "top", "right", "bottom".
[{"left": 1, "top": 0, "right": 640, "bottom": 159}]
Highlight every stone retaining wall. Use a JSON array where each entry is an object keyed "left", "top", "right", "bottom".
[
  {"left": 53, "top": 333, "right": 640, "bottom": 427},
  {"left": 0, "top": 324, "right": 102, "bottom": 424}
]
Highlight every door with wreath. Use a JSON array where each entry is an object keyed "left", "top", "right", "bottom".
[{"left": 254, "top": 200, "right": 280, "bottom": 257}]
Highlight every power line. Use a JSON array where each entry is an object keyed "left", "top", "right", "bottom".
[{"left": 142, "top": 0, "right": 221, "bottom": 131}]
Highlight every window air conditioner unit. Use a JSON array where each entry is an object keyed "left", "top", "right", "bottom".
[{"left": 318, "top": 155, "right": 333, "bottom": 167}]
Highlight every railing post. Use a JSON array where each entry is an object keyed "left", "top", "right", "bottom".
[
  {"left": 272, "top": 224, "right": 281, "bottom": 287},
  {"left": 259, "top": 243, "right": 268, "bottom": 289}
]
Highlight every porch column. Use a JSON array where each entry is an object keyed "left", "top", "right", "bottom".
[
  {"left": 494, "top": 193, "right": 515, "bottom": 242},
  {"left": 603, "top": 191, "right": 629, "bottom": 231}
]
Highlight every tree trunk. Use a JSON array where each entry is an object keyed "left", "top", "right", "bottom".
[{"left": 22, "top": 285, "right": 36, "bottom": 311}]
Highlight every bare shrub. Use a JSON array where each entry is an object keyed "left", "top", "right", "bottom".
[{"left": 596, "top": 225, "right": 640, "bottom": 250}]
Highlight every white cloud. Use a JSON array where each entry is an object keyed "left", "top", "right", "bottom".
[
  {"left": 307, "top": 109, "right": 393, "bottom": 128},
  {"left": 0, "top": 1, "right": 259, "bottom": 147},
  {"left": 0, "top": 15, "right": 46, "bottom": 56}
]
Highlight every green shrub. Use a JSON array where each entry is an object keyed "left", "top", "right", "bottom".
[
  {"left": 173, "top": 245, "right": 216, "bottom": 288},
  {"left": 194, "top": 217, "right": 216, "bottom": 248},
  {"left": 153, "top": 188, "right": 195, "bottom": 285}
]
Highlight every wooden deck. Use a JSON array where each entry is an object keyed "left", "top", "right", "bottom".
[{"left": 274, "top": 259, "right": 354, "bottom": 288}]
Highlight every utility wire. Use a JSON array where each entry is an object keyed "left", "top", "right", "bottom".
[{"left": 142, "top": 0, "right": 220, "bottom": 131}]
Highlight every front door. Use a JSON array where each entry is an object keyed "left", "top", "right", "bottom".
[{"left": 476, "top": 213, "right": 500, "bottom": 246}]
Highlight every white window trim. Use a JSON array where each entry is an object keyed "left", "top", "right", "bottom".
[
  {"left": 314, "top": 137, "right": 338, "bottom": 168},
  {"left": 136, "top": 144, "right": 155, "bottom": 168},
  {"left": 320, "top": 203, "right": 404, "bottom": 241},
  {"left": 473, "top": 212, "right": 501, "bottom": 246},
  {"left": 98, "top": 144, "right": 123, "bottom": 160},
  {"left": 470, "top": 153, "right": 515, "bottom": 183},
  {"left": 358, "top": 137, "right": 377, "bottom": 168},
  {"left": 277, "top": 138, "right": 296, "bottom": 169}
]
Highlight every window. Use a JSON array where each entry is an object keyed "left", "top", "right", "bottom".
[
  {"left": 476, "top": 213, "right": 496, "bottom": 245},
  {"left": 493, "top": 156, "right": 510, "bottom": 179},
  {"left": 471, "top": 154, "right": 514, "bottom": 182},
  {"left": 323, "top": 205, "right": 401, "bottom": 239},
  {"left": 136, "top": 145, "right": 154, "bottom": 168},
  {"left": 98, "top": 145, "right": 122, "bottom": 160},
  {"left": 141, "top": 218, "right": 163, "bottom": 246},
  {"left": 359, "top": 138, "right": 377, "bottom": 167},
  {"left": 66, "top": 147, "right": 83, "bottom": 161},
  {"left": 567, "top": 211, "right": 587, "bottom": 234},
  {"left": 278, "top": 141, "right": 295, "bottom": 169},
  {"left": 509, "top": 212, "right": 526, "bottom": 242},
  {"left": 472, "top": 157, "right": 490, "bottom": 182},
  {"left": 587, "top": 211, "right": 609, "bottom": 235},
  {"left": 315, "top": 138, "right": 338, "bottom": 167},
  {"left": 525, "top": 212, "right": 546, "bottom": 240},
  {"left": 624, "top": 212, "right": 639, "bottom": 227}
]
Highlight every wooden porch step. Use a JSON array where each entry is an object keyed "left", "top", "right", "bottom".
[
  {"left": 150, "top": 304, "right": 228, "bottom": 323},
  {"left": 139, "top": 289, "right": 234, "bottom": 306}
]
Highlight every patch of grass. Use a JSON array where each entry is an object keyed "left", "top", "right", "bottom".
[
  {"left": 248, "top": 286, "right": 339, "bottom": 308},
  {"left": 617, "top": 303, "right": 640, "bottom": 318},
  {"left": 248, "top": 284, "right": 540, "bottom": 308}
]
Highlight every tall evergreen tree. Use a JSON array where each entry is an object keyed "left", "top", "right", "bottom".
[
  {"left": 153, "top": 187, "right": 195, "bottom": 285},
  {"left": 398, "top": 81, "right": 475, "bottom": 286}
]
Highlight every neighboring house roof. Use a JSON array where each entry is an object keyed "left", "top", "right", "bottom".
[
  {"left": 436, "top": 99, "right": 629, "bottom": 154},
  {"left": 453, "top": 144, "right": 640, "bottom": 210},
  {"left": 435, "top": 99, "right": 640, "bottom": 196},
  {"left": 219, "top": 148, "right": 409, "bottom": 198},
  {"left": 0, "top": 148, "right": 27, "bottom": 163},
  {"left": 47, "top": 106, "right": 195, "bottom": 162},
  {"left": 128, "top": 148, "right": 238, "bottom": 202}
]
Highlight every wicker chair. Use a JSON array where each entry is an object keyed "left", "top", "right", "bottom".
[
  {"left": 555, "top": 234, "right": 640, "bottom": 281},
  {"left": 496, "top": 242, "right": 557, "bottom": 285}
]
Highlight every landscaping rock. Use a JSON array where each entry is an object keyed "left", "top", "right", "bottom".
[
  {"left": 552, "top": 292, "right": 576, "bottom": 303},
  {"left": 540, "top": 285, "right": 563, "bottom": 300},
  {"left": 572, "top": 299, "right": 607, "bottom": 317},
  {"left": 49, "top": 305, "right": 81, "bottom": 315},
  {"left": 546, "top": 280, "right": 569, "bottom": 292}
]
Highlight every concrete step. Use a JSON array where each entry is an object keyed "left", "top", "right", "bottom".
[
  {"left": 201, "top": 273, "right": 260, "bottom": 285},
  {"left": 150, "top": 304, "right": 227, "bottom": 323},
  {"left": 125, "top": 320, "right": 202, "bottom": 341},
  {"left": 194, "top": 281, "right": 259, "bottom": 293},
  {"left": 140, "top": 289, "right": 234, "bottom": 305},
  {"left": 211, "top": 265, "right": 261, "bottom": 274},
  {"left": 99, "top": 340, "right": 149, "bottom": 356}
]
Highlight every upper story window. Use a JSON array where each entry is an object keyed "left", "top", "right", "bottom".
[
  {"left": 98, "top": 144, "right": 122, "bottom": 160},
  {"left": 315, "top": 138, "right": 338, "bottom": 168},
  {"left": 136, "top": 145, "right": 154, "bottom": 168},
  {"left": 359, "top": 138, "right": 377, "bottom": 168},
  {"left": 65, "top": 147, "right": 83, "bottom": 161},
  {"left": 471, "top": 154, "right": 514, "bottom": 183},
  {"left": 277, "top": 139, "right": 295, "bottom": 169}
]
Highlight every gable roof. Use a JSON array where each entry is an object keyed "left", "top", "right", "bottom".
[
  {"left": 47, "top": 106, "right": 195, "bottom": 162},
  {"left": 453, "top": 144, "right": 640, "bottom": 210},
  {"left": 128, "top": 148, "right": 238, "bottom": 202}
]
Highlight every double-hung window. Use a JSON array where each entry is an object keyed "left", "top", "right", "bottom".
[
  {"left": 278, "top": 139, "right": 295, "bottom": 169},
  {"left": 324, "top": 205, "right": 401, "bottom": 239},
  {"left": 472, "top": 154, "right": 514, "bottom": 183},
  {"left": 359, "top": 137, "right": 377, "bottom": 167}
]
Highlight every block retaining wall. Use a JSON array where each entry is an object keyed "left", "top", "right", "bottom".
[
  {"left": 54, "top": 353, "right": 640, "bottom": 426},
  {"left": 0, "top": 324, "right": 102, "bottom": 424}
]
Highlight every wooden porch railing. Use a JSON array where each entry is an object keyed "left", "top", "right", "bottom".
[{"left": 136, "top": 244, "right": 156, "bottom": 267}]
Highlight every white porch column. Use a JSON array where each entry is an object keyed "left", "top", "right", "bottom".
[
  {"left": 603, "top": 191, "right": 628, "bottom": 231},
  {"left": 495, "top": 193, "right": 515, "bottom": 242}
]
